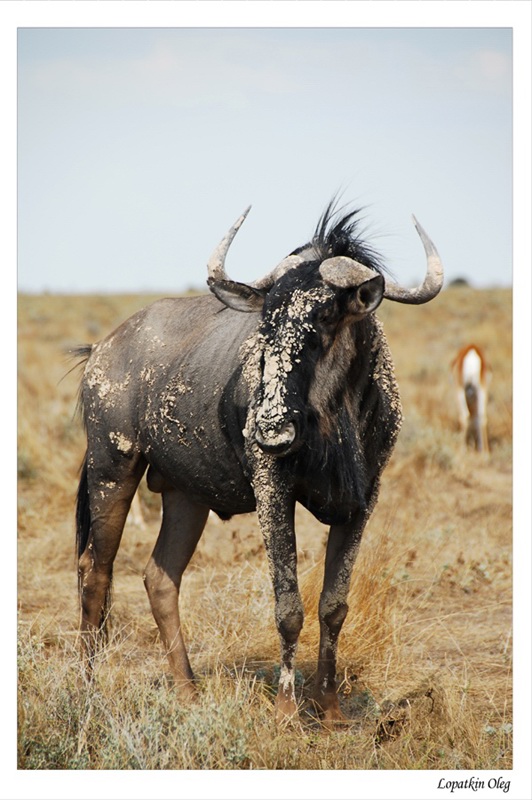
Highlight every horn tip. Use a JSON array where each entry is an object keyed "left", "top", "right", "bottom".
[{"left": 234, "top": 205, "right": 252, "bottom": 229}]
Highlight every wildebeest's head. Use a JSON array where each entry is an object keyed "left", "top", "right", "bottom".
[{"left": 208, "top": 201, "right": 443, "bottom": 455}]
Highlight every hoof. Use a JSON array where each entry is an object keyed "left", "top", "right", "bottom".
[
  {"left": 171, "top": 676, "right": 199, "bottom": 703},
  {"left": 275, "top": 693, "right": 299, "bottom": 726},
  {"left": 312, "top": 691, "right": 351, "bottom": 728},
  {"left": 320, "top": 707, "right": 351, "bottom": 730}
]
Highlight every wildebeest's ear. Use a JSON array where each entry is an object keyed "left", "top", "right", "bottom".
[
  {"left": 208, "top": 278, "right": 266, "bottom": 313},
  {"left": 347, "top": 275, "right": 384, "bottom": 316}
]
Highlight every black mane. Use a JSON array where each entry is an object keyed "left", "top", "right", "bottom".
[{"left": 293, "top": 199, "right": 387, "bottom": 275}]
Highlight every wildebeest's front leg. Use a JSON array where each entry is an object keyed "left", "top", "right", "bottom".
[
  {"left": 314, "top": 510, "right": 368, "bottom": 723},
  {"left": 254, "top": 460, "right": 303, "bottom": 723}
]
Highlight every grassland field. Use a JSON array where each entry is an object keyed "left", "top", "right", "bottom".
[{"left": 17, "top": 285, "right": 512, "bottom": 776}]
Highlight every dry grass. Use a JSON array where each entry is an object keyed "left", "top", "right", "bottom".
[{"left": 17, "top": 287, "right": 512, "bottom": 770}]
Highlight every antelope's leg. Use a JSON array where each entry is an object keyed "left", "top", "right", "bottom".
[
  {"left": 478, "top": 385, "right": 490, "bottom": 453},
  {"left": 456, "top": 387, "right": 469, "bottom": 435},
  {"left": 480, "top": 419, "right": 490, "bottom": 453},
  {"left": 314, "top": 512, "right": 367, "bottom": 722},
  {"left": 143, "top": 485, "right": 209, "bottom": 699}
]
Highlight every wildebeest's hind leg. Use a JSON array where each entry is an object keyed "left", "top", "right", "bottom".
[
  {"left": 314, "top": 511, "right": 367, "bottom": 724},
  {"left": 77, "top": 454, "right": 147, "bottom": 675},
  {"left": 143, "top": 481, "right": 209, "bottom": 700}
]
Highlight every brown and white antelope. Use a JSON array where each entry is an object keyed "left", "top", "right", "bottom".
[{"left": 451, "top": 344, "right": 490, "bottom": 453}]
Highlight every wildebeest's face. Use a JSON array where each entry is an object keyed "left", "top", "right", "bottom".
[
  {"left": 207, "top": 203, "right": 443, "bottom": 457},
  {"left": 212, "top": 262, "right": 385, "bottom": 455}
]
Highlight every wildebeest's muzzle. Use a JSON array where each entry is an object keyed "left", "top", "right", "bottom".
[{"left": 254, "top": 417, "right": 298, "bottom": 455}]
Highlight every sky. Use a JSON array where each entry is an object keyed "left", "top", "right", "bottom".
[{"left": 17, "top": 24, "right": 517, "bottom": 294}]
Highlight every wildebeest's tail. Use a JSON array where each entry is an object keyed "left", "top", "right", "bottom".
[
  {"left": 68, "top": 344, "right": 93, "bottom": 425},
  {"left": 76, "top": 453, "right": 113, "bottom": 639},
  {"left": 74, "top": 344, "right": 94, "bottom": 568},
  {"left": 74, "top": 342, "right": 113, "bottom": 637},
  {"left": 76, "top": 454, "right": 91, "bottom": 563},
  {"left": 74, "top": 344, "right": 94, "bottom": 566}
]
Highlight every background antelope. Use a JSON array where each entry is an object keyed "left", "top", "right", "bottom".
[{"left": 451, "top": 344, "right": 490, "bottom": 453}]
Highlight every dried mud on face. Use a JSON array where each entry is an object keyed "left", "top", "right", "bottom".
[{"left": 17, "top": 288, "right": 512, "bottom": 770}]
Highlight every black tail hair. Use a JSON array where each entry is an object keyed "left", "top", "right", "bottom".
[
  {"left": 76, "top": 455, "right": 91, "bottom": 563},
  {"left": 67, "top": 345, "right": 93, "bottom": 424},
  {"left": 76, "top": 453, "right": 112, "bottom": 639}
]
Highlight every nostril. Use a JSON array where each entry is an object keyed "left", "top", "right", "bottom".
[
  {"left": 259, "top": 420, "right": 295, "bottom": 440},
  {"left": 255, "top": 420, "right": 297, "bottom": 454}
]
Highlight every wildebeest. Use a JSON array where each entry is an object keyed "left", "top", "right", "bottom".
[
  {"left": 451, "top": 343, "right": 490, "bottom": 453},
  {"left": 75, "top": 201, "right": 443, "bottom": 723}
]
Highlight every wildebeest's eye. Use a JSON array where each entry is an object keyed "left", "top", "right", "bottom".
[
  {"left": 316, "top": 304, "right": 337, "bottom": 328},
  {"left": 307, "top": 329, "right": 321, "bottom": 351}
]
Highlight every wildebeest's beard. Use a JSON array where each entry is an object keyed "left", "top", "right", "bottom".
[{"left": 288, "top": 315, "right": 376, "bottom": 519}]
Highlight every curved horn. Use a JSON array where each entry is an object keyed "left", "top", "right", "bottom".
[
  {"left": 251, "top": 242, "right": 322, "bottom": 290},
  {"left": 251, "top": 254, "right": 306, "bottom": 290},
  {"left": 319, "top": 256, "right": 380, "bottom": 288},
  {"left": 383, "top": 216, "right": 444, "bottom": 304},
  {"left": 207, "top": 206, "right": 251, "bottom": 283}
]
